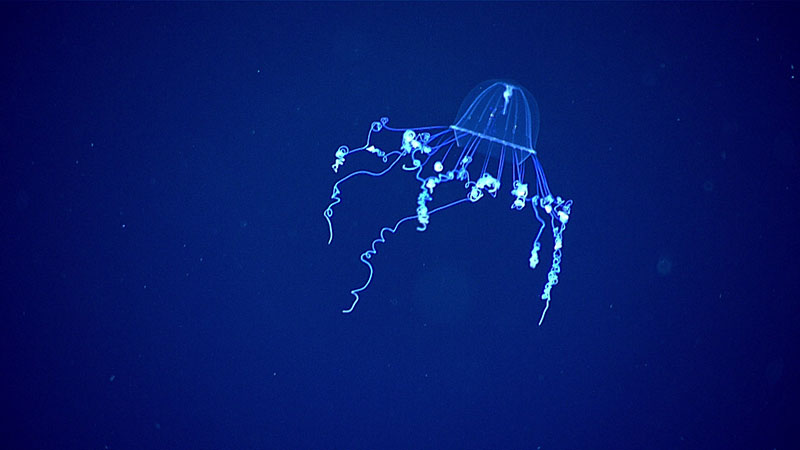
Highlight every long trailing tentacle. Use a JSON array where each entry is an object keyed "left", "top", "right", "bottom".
[
  {"left": 324, "top": 150, "right": 405, "bottom": 245},
  {"left": 529, "top": 155, "right": 572, "bottom": 326},
  {"left": 342, "top": 197, "right": 470, "bottom": 313}
]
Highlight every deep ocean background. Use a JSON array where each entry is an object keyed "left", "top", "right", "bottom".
[{"left": 1, "top": 2, "right": 798, "bottom": 449}]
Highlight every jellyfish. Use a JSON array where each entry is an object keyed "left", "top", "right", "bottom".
[{"left": 324, "top": 80, "right": 572, "bottom": 325}]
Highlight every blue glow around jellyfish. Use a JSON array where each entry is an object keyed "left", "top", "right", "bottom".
[{"left": 324, "top": 80, "right": 572, "bottom": 325}]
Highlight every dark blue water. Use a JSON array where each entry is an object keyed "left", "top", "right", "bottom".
[{"left": 1, "top": 3, "right": 797, "bottom": 449}]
